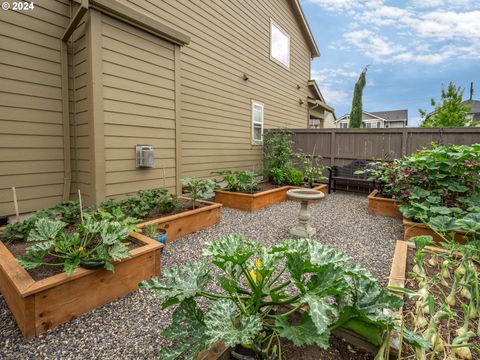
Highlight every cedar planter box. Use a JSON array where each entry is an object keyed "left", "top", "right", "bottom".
[
  {"left": 367, "top": 190, "right": 402, "bottom": 219},
  {"left": 138, "top": 197, "right": 222, "bottom": 242},
  {"left": 402, "top": 218, "right": 468, "bottom": 244},
  {"left": 0, "top": 232, "right": 162, "bottom": 338},
  {"left": 215, "top": 184, "right": 327, "bottom": 212}
]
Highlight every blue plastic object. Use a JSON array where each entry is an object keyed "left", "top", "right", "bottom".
[{"left": 153, "top": 232, "right": 167, "bottom": 252}]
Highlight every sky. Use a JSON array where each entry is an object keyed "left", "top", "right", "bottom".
[{"left": 300, "top": 0, "right": 480, "bottom": 126}]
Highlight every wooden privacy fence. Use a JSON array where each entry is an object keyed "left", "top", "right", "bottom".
[{"left": 283, "top": 128, "right": 480, "bottom": 167}]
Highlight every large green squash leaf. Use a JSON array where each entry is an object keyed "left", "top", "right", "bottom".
[
  {"left": 275, "top": 312, "right": 329, "bottom": 349},
  {"left": 27, "top": 218, "right": 66, "bottom": 242},
  {"left": 302, "top": 293, "right": 338, "bottom": 348},
  {"left": 139, "top": 261, "right": 211, "bottom": 308},
  {"left": 204, "top": 299, "right": 262, "bottom": 347},
  {"left": 427, "top": 215, "right": 459, "bottom": 233},
  {"left": 17, "top": 240, "right": 55, "bottom": 269},
  {"left": 158, "top": 298, "right": 209, "bottom": 360}
]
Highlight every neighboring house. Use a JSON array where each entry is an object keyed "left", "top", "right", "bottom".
[
  {"left": 307, "top": 80, "right": 336, "bottom": 128},
  {"left": 464, "top": 100, "right": 480, "bottom": 122},
  {"left": 0, "top": 0, "right": 321, "bottom": 216},
  {"left": 336, "top": 110, "right": 408, "bottom": 128}
]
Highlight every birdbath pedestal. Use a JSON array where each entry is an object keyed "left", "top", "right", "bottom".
[{"left": 286, "top": 188, "right": 325, "bottom": 238}]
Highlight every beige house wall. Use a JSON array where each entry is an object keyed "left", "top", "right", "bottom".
[
  {"left": 0, "top": 1, "right": 71, "bottom": 216},
  {"left": 117, "top": 0, "right": 313, "bottom": 178},
  {"left": 0, "top": 0, "right": 316, "bottom": 216},
  {"left": 323, "top": 112, "right": 336, "bottom": 128}
]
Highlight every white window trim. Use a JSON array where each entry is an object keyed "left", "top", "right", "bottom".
[
  {"left": 270, "top": 19, "right": 290, "bottom": 69},
  {"left": 251, "top": 100, "right": 264, "bottom": 145}
]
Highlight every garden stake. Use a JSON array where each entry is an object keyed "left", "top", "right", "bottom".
[
  {"left": 12, "top": 186, "right": 20, "bottom": 222},
  {"left": 78, "top": 189, "right": 84, "bottom": 223}
]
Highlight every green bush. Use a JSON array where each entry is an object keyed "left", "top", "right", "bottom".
[
  {"left": 285, "top": 168, "right": 304, "bottom": 186},
  {"left": 213, "top": 170, "right": 259, "bottom": 193},
  {"left": 364, "top": 144, "right": 480, "bottom": 234}
]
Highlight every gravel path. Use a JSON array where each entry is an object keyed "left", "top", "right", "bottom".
[{"left": 0, "top": 193, "right": 402, "bottom": 360}]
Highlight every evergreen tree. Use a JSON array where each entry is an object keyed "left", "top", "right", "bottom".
[
  {"left": 349, "top": 66, "right": 368, "bottom": 128},
  {"left": 419, "top": 82, "right": 473, "bottom": 127}
]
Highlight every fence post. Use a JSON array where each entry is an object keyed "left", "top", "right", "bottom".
[
  {"left": 401, "top": 129, "right": 408, "bottom": 156},
  {"left": 330, "top": 130, "right": 335, "bottom": 166}
]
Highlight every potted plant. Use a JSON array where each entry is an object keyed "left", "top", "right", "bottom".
[
  {"left": 141, "top": 235, "right": 427, "bottom": 359},
  {"left": 0, "top": 213, "right": 163, "bottom": 338}
]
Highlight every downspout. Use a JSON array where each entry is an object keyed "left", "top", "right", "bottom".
[
  {"left": 60, "top": 1, "right": 89, "bottom": 202},
  {"left": 60, "top": 42, "right": 71, "bottom": 202}
]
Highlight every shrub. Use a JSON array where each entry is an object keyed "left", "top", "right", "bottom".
[
  {"left": 285, "top": 168, "right": 304, "bottom": 186},
  {"left": 263, "top": 130, "right": 294, "bottom": 182},
  {"left": 269, "top": 167, "right": 287, "bottom": 185}
]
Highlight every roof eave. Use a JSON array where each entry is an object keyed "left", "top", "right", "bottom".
[{"left": 288, "top": 0, "right": 320, "bottom": 58}]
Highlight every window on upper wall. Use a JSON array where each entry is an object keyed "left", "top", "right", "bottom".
[
  {"left": 252, "top": 100, "right": 264, "bottom": 143},
  {"left": 339, "top": 122, "right": 348, "bottom": 128},
  {"left": 270, "top": 20, "right": 290, "bottom": 68}
]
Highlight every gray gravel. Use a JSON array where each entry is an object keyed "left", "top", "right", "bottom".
[{"left": 0, "top": 193, "right": 402, "bottom": 359}]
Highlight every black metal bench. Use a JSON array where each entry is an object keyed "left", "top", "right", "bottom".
[{"left": 327, "top": 160, "right": 373, "bottom": 194}]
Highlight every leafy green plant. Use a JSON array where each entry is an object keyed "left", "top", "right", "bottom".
[
  {"left": 296, "top": 152, "right": 327, "bottom": 188},
  {"left": 181, "top": 177, "right": 216, "bottom": 209},
  {"left": 17, "top": 215, "right": 136, "bottom": 275},
  {"left": 263, "top": 130, "right": 294, "bottom": 182},
  {"left": 269, "top": 167, "right": 287, "bottom": 185},
  {"left": 285, "top": 168, "right": 304, "bottom": 186},
  {"left": 142, "top": 224, "right": 159, "bottom": 238},
  {"left": 213, "top": 170, "right": 259, "bottom": 193},
  {"left": 141, "top": 236, "right": 426, "bottom": 359},
  {"left": 420, "top": 82, "right": 475, "bottom": 128}
]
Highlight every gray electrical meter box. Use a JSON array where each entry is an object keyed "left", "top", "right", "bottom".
[{"left": 135, "top": 144, "right": 154, "bottom": 168}]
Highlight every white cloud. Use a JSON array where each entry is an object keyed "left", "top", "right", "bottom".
[
  {"left": 320, "top": 87, "right": 350, "bottom": 104},
  {"left": 307, "top": 0, "right": 480, "bottom": 64},
  {"left": 342, "top": 30, "right": 406, "bottom": 57}
]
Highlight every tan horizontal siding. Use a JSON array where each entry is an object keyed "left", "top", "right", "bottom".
[
  {"left": 118, "top": 0, "right": 311, "bottom": 177},
  {"left": 69, "top": 13, "right": 93, "bottom": 205},
  {"left": 99, "top": 14, "right": 177, "bottom": 200}
]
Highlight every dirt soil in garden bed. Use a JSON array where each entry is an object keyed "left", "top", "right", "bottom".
[
  {"left": 281, "top": 336, "right": 374, "bottom": 359},
  {"left": 141, "top": 198, "right": 207, "bottom": 221},
  {"left": 403, "top": 248, "right": 480, "bottom": 359},
  {"left": 6, "top": 236, "right": 143, "bottom": 281}
]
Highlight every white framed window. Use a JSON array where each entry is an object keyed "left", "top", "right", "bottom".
[
  {"left": 270, "top": 20, "right": 290, "bottom": 68},
  {"left": 364, "top": 123, "right": 372, "bottom": 128},
  {"left": 252, "top": 100, "right": 264, "bottom": 144},
  {"left": 339, "top": 122, "right": 348, "bottom": 128}
]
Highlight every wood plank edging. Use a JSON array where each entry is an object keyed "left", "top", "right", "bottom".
[
  {"left": 136, "top": 197, "right": 222, "bottom": 228},
  {"left": 11, "top": 233, "right": 164, "bottom": 297}
]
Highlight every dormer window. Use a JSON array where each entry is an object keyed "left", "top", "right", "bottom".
[{"left": 270, "top": 20, "right": 290, "bottom": 68}]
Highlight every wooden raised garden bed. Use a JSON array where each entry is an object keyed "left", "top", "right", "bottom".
[
  {"left": 402, "top": 218, "right": 467, "bottom": 244},
  {"left": 214, "top": 184, "right": 327, "bottom": 212},
  {"left": 138, "top": 197, "right": 222, "bottom": 242},
  {"left": 0, "top": 232, "right": 162, "bottom": 338},
  {"left": 367, "top": 190, "right": 402, "bottom": 219}
]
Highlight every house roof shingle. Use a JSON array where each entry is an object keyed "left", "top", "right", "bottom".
[{"left": 369, "top": 110, "right": 408, "bottom": 121}]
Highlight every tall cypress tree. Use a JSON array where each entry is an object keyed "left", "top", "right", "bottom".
[{"left": 349, "top": 66, "right": 368, "bottom": 128}]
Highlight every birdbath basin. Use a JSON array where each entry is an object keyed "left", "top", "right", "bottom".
[{"left": 286, "top": 189, "right": 325, "bottom": 238}]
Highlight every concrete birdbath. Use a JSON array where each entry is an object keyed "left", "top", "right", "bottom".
[{"left": 286, "top": 188, "right": 325, "bottom": 238}]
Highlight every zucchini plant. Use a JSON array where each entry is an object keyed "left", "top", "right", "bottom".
[
  {"left": 212, "top": 170, "right": 260, "bottom": 193},
  {"left": 141, "top": 236, "right": 427, "bottom": 359},
  {"left": 17, "top": 214, "right": 136, "bottom": 275}
]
